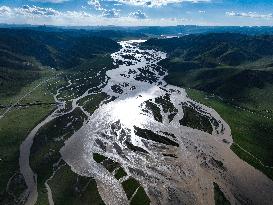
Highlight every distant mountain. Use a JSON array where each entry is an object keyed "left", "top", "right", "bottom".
[
  {"left": 143, "top": 33, "right": 273, "bottom": 68},
  {"left": 2, "top": 24, "right": 273, "bottom": 36},
  {"left": 136, "top": 26, "right": 273, "bottom": 36},
  {"left": 0, "top": 28, "right": 121, "bottom": 97},
  {"left": 0, "top": 28, "right": 121, "bottom": 70},
  {"left": 0, "top": 25, "right": 146, "bottom": 39}
]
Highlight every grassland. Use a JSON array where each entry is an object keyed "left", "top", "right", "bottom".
[
  {"left": 122, "top": 178, "right": 150, "bottom": 205},
  {"left": 187, "top": 88, "right": 273, "bottom": 180},
  {"left": 180, "top": 106, "right": 213, "bottom": 134},
  {"left": 166, "top": 67, "right": 273, "bottom": 118},
  {"left": 0, "top": 71, "right": 57, "bottom": 203},
  {"left": 0, "top": 68, "right": 40, "bottom": 99},
  {"left": 213, "top": 183, "right": 230, "bottom": 205},
  {"left": 30, "top": 107, "right": 87, "bottom": 185},
  {"left": 48, "top": 164, "right": 105, "bottom": 205},
  {"left": 143, "top": 33, "right": 273, "bottom": 182},
  {"left": 0, "top": 27, "right": 137, "bottom": 204},
  {"left": 93, "top": 153, "right": 150, "bottom": 205}
]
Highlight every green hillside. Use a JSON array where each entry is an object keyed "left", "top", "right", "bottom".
[
  {"left": 0, "top": 28, "right": 121, "bottom": 204},
  {"left": 143, "top": 33, "right": 273, "bottom": 112},
  {"left": 143, "top": 33, "right": 273, "bottom": 180},
  {"left": 0, "top": 28, "right": 121, "bottom": 70},
  {"left": 0, "top": 28, "right": 121, "bottom": 98}
]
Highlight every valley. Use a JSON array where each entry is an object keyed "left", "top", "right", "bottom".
[
  {"left": 143, "top": 34, "right": 273, "bottom": 181},
  {"left": 1, "top": 30, "right": 273, "bottom": 205}
]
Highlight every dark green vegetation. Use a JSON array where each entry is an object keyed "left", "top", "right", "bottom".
[
  {"left": 48, "top": 163, "right": 105, "bottom": 205},
  {"left": 0, "top": 68, "right": 40, "bottom": 98},
  {"left": 213, "top": 183, "right": 230, "bottom": 205},
  {"left": 122, "top": 178, "right": 150, "bottom": 205},
  {"left": 93, "top": 153, "right": 122, "bottom": 177},
  {"left": 93, "top": 153, "right": 107, "bottom": 163},
  {"left": 155, "top": 94, "right": 178, "bottom": 122},
  {"left": 125, "top": 140, "right": 148, "bottom": 154},
  {"left": 92, "top": 153, "right": 150, "bottom": 205},
  {"left": 1, "top": 26, "right": 147, "bottom": 40},
  {"left": 115, "top": 168, "right": 127, "bottom": 180},
  {"left": 142, "top": 94, "right": 179, "bottom": 124},
  {"left": 0, "top": 27, "right": 122, "bottom": 204},
  {"left": 143, "top": 33, "right": 273, "bottom": 69},
  {"left": 0, "top": 28, "right": 120, "bottom": 98},
  {"left": 180, "top": 106, "right": 213, "bottom": 134},
  {"left": 0, "top": 28, "right": 120, "bottom": 70},
  {"left": 0, "top": 74, "right": 56, "bottom": 204},
  {"left": 79, "top": 93, "right": 109, "bottom": 114},
  {"left": 122, "top": 178, "right": 140, "bottom": 199},
  {"left": 143, "top": 101, "right": 162, "bottom": 122},
  {"left": 130, "top": 187, "right": 150, "bottom": 205},
  {"left": 0, "top": 173, "right": 27, "bottom": 205},
  {"left": 188, "top": 89, "right": 273, "bottom": 180},
  {"left": 143, "top": 33, "right": 273, "bottom": 180},
  {"left": 134, "top": 126, "right": 179, "bottom": 147},
  {"left": 166, "top": 68, "right": 273, "bottom": 115},
  {"left": 30, "top": 108, "right": 87, "bottom": 185}
]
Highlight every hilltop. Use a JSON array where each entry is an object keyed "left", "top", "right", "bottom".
[
  {"left": 143, "top": 33, "right": 273, "bottom": 180},
  {"left": 142, "top": 33, "right": 273, "bottom": 103},
  {"left": 0, "top": 28, "right": 122, "bottom": 97}
]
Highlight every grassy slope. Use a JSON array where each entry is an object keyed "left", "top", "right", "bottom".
[
  {"left": 0, "top": 28, "right": 121, "bottom": 70},
  {"left": 187, "top": 89, "right": 273, "bottom": 180},
  {"left": 0, "top": 71, "right": 57, "bottom": 200},
  {"left": 0, "top": 68, "right": 40, "bottom": 98},
  {"left": 165, "top": 67, "right": 273, "bottom": 179},
  {"left": 166, "top": 67, "right": 273, "bottom": 114},
  {"left": 143, "top": 34, "right": 273, "bottom": 180},
  {"left": 0, "top": 28, "right": 127, "bottom": 204}
]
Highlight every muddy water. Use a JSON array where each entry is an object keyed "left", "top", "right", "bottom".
[
  {"left": 60, "top": 40, "right": 273, "bottom": 205},
  {"left": 19, "top": 84, "right": 67, "bottom": 205},
  {"left": 19, "top": 77, "right": 99, "bottom": 205},
  {"left": 20, "top": 40, "right": 273, "bottom": 205}
]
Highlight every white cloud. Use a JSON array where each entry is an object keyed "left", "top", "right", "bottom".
[
  {"left": 198, "top": 10, "right": 205, "bottom": 13},
  {"left": 102, "top": 9, "right": 120, "bottom": 18},
  {"left": 129, "top": 10, "right": 147, "bottom": 19},
  {"left": 87, "top": 0, "right": 210, "bottom": 8},
  {"left": 0, "top": 5, "right": 92, "bottom": 18},
  {"left": 87, "top": 0, "right": 103, "bottom": 10},
  {"left": 15, "top": 5, "right": 60, "bottom": 16},
  {"left": 0, "top": 5, "right": 190, "bottom": 26},
  {"left": 64, "top": 10, "right": 92, "bottom": 18},
  {"left": 0, "top": 6, "right": 12, "bottom": 15},
  {"left": 226, "top": 11, "right": 272, "bottom": 19},
  {"left": 113, "top": 0, "right": 210, "bottom": 7},
  {"left": 31, "top": 0, "right": 69, "bottom": 3},
  {"left": 87, "top": 0, "right": 120, "bottom": 18}
]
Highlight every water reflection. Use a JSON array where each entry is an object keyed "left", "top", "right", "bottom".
[{"left": 61, "top": 40, "right": 273, "bottom": 205}]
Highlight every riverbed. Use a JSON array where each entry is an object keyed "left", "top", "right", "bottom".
[{"left": 21, "top": 40, "right": 273, "bottom": 205}]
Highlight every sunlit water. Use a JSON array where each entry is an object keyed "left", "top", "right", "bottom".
[{"left": 20, "top": 40, "right": 273, "bottom": 205}]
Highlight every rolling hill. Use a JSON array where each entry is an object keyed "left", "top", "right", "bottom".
[
  {"left": 0, "top": 28, "right": 121, "bottom": 97},
  {"left": 0, "top": 28, "right": 121, "bottom": 70},
  {"left": 142, "top": 33, "right": 273, "bottom": 105},
  {"left": 142, "top": 33, "right": 273, "bottom": 180}
]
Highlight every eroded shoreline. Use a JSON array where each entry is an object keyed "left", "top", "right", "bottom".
[{"left": 20, "top": 40, "right": 273, "bottom": 205}]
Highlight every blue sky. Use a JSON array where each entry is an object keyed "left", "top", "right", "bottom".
[{"left": 0, "top": 0, "right": 273, "bottom": 26}]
